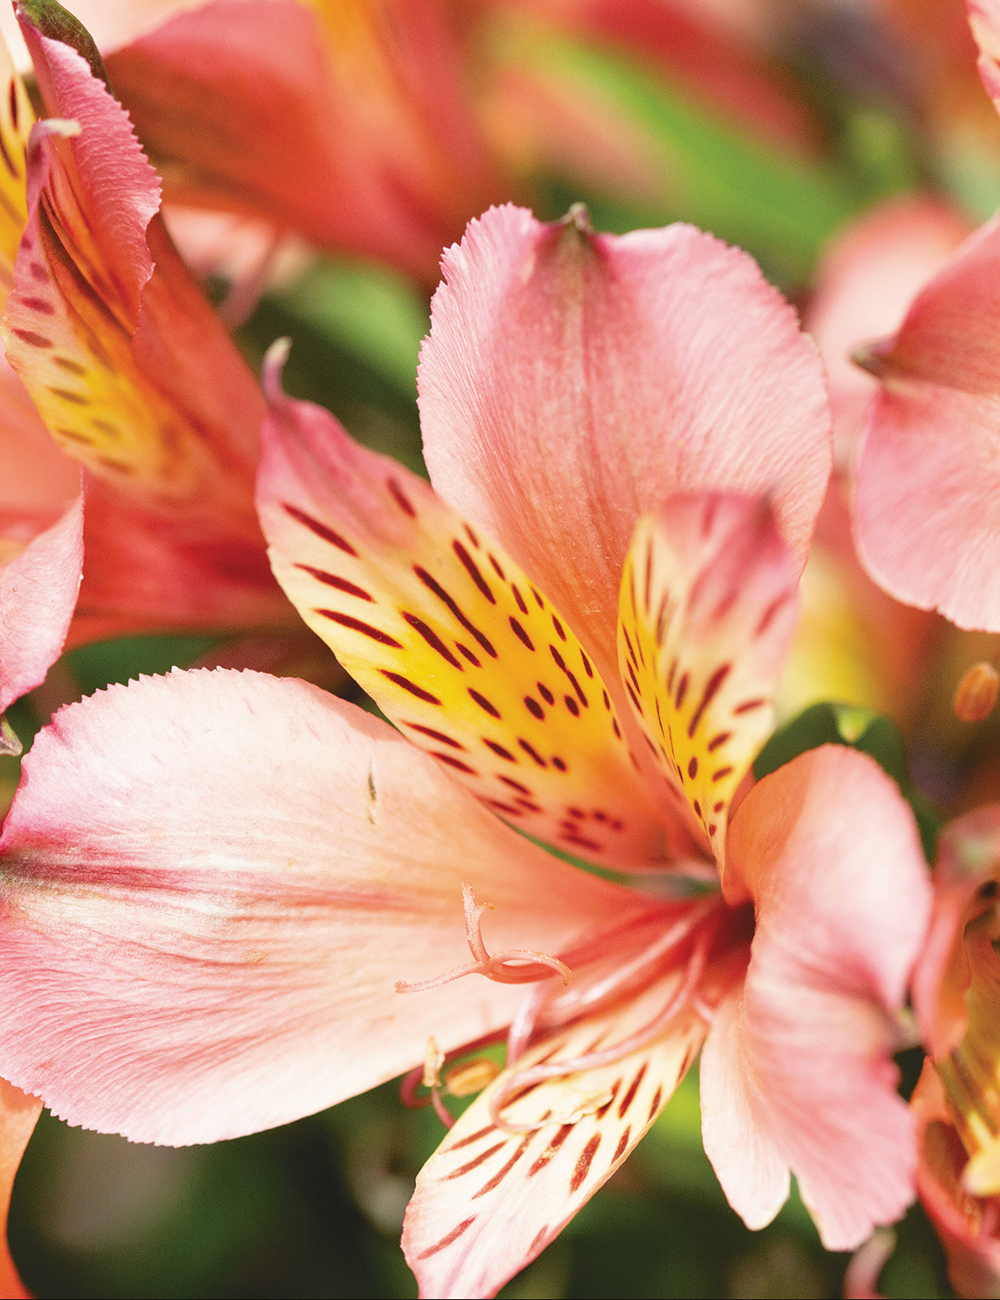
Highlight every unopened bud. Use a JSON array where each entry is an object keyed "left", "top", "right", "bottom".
[
  {"left": 444, "top": 1058, "right": 500, "bottom": 1097},
  {"left": 954, "top": 662, "right": 1000, "bottom": 723}
]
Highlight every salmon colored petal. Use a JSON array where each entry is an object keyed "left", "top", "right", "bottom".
[
  {"left": 0, "top": 667, "right": 634, "bottom": 1145},
  {"left": 805, "top": 195, "right": 971, "bottom": 467},
  {"left": 0, "top": 24, "right": 32, "bottom": 307},
  {"left": 853, "top": 211, "right": 1000, "bottom": 630},
  {"left": 702, "top": 746, "right": 931, "bottom": 1249},
  {"left": 0, "top": 1078, "right": 41, "bottom": 1300},
  {"left": 419, "top": 205, "right": 832, "bottom": 682},
  {"left": 0, "top": 489, "right": 82, "bottom": 716},
  {"left": 256, "top": 353, "right": 672, "bottom": 871},
  {"left": 403, "top": 969, "right": 707, "bottom": 1299},
  {"left": 3, "top": 7, "right": 293, "bottom": 639},
  {"left": 617, "top": 495, "right": 799, "bottom": 874},
  {"left": 104, "top": 0, "right": 498, "bottom": 283}
]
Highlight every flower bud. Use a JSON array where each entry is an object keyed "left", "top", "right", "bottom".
[{"left": 954, "top": 662, "right": 1000, "bottom": 723}]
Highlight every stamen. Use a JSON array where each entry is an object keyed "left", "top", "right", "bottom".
[
  {"left": 505, "top": 898, "right": 718, "bottom": 1063},
  {"left": 490, "top": 920, "right": 716, "bottom": 1134},
  {"left": 395, "top": 884, "right": 572, "bottom": 993},
  {"left": 445, "top": 1058, "right": 501, "bottom": 1097},
  {"left": 423, "top": 1036, "right": 445, "bottom": 1090}
]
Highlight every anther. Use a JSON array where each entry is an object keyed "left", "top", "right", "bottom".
[
  {"left": 444, "top": 1058, "right": 501, "bottom": 1097},
  {"left": 954, "top": 661, "right": 1000, "bottom": 723}
]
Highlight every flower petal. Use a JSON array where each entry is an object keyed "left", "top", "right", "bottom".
[
  {"left": 702, "top": 745, "right": 931, "bottom": 1249},
  {"left": 853, "top": 211, "right": 1000, "bottom": 630},
  {"left": 805, "top": 195, "right": 970, "bottom": 467},
  {"left": 419, "top": 205, "right": 831, "bottom": 678},
  {"left": 0, "top": 667, "right": 635, "bottom": 1145},
  {"left": 0, "top": 487, "right": 82, "bottom": 714},
  {"left": 0, "top": 1078, "right": 41, "bottom": 1300},
  {"left": 0, "top": 24, "right": 32, "bottom": 303},
  {"left": 403, "top": 970, "right": 707, "bottom": 1299},
  {"left": 257, "top": 357, "right": 672, "bottom": 870},
  {"left": 104, "top": 0, "right": 497, "bottom": 282},
  {"left": 616, "top": 495, "right": 799, "bottom": 872}
]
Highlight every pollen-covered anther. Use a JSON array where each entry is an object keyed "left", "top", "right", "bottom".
[
  {"left": 423, "top": 1036, "right": 445, "bottom": 1090},
  {"left": 444, "top": 1058, "right": 501, "bottom": 1097},
  {"left": 954, "top": 661, "right": 1000, "bottom": 723},
  {"left": 395, "top": 883, "right": 572, "bottom": 994}
]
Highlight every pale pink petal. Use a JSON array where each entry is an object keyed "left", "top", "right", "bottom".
[
  {"left": 0, "top": 490, "right": 82, "bottom": 715},
  {"left": 853, "top": 211, "right": 1000, "bottom": 630},
  {"left": 617, "top": 494, "right": 799, "bottom": 873},
  {"left": 702, "top": 745, "right": 931, "bottom": 1249},
  {"left": 972, "top": 1, "right": 1000, "bottom": 113},
  {"left": 0, "top": 667, "right": 636, "bottom": 1145},
  {"left": 403, "top": 968, "right": 707, "bottom": 1299},
  {"left": 419, "top": 205, "right": 832, "bottom": 683},
  {"left": 805, "top": 195, "right": 970, "bottom": 466},
  {"left": 257, "top": 354, "right": 674, "bottom": 871}
]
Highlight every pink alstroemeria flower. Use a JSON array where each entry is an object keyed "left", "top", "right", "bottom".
[
  {"left": 852, "top": 1, "right": 1000, "bottom": 632},
  {"left": 0, "top": 3, "right": 300, "bottom": 653},
  {"left": 0, "top": 206, "right": 930, "bottom": 1298}
]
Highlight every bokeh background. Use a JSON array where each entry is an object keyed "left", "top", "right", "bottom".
[{"left": 3, "top": 0, "right": 998, "bottom": 1293}]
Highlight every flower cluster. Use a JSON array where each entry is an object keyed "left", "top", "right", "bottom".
[{"left": 1, "top": 1, "right": 1000, "bottom": 1297}]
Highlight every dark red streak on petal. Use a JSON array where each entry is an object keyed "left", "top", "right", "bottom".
[
  {"left": 381, "top": 671, "right": 441, "bottom": 704},
  {"left": 570, "top": 1135, "right": 602, "bottom": 1193},
  {"left": 282, "top": 503, "right": 358, "bottom": 556},
  {"left": 296, "top": 564, "right": 372, "bottom": 601},
  {"left": 418, "top": 1217, "right": 476, "bottom": 1259},
  {"left": 453, "top": 539, "right": 495, "bottom": 603},
  {"left": 403, "top": 612, "right": 464, "bottom": 668},
  {"left": 316, "top": 610, "right": 401, "bottom": 646}
]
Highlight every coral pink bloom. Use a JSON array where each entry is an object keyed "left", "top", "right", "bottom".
[
  {"left": 0, "top": 204, "right": 931, "bottom": 1296},
  {"left": 0, "top": 3, "right": 297, "bottom": 647}
]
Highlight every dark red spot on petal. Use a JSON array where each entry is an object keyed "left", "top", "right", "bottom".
[
  {"left": 283, "top": 503, "right": 358, "bottom": 556},
  {"left": 405, "top": 724, "right": 465, "bottom": 749},
  {"left": 469, "top": 689, "right": 501, "bottom": 718},
  {"left": 386, "top": 477, "right": 416, "bottom": 517},
  {"left": 316, "top": 610, "right": 401, "bottom": 646},
  {"left": 296, "top": 564, "right": 372, "bottom": 601},
  {"left": 418, "top": 1217, "right": 476, "bottom": 1259},
  {"left": 510, "top": 617, "right": 534, "bottom": 650},
  {"left": 525, "top": 697, "right": 544, "bottom": 719},
  {"left": 453, "top": 539, "right": 495, "bottom": 603},
  {"left": 570, "top": 1135, "right": 601, "bottom": 1193},
  {"left": 381, "top": 671, "right": 441, "bottom": 704},
  {"left": 483, "top": 739, "right": 516, "bottom": 761}
]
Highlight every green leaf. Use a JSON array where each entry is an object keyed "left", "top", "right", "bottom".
[
  {"left": 273, "top": 258, "right": 429, "bottom": 398},
  {"left": 755, "top": 702, "right": 943, "bottom": 861}
]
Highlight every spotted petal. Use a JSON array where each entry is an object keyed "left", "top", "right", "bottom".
[
  {"left": 403, "top": 969, "right": 707, "bottom": 1299},
  {"left": 419, "top": 205, "right": 831, "bottom": 685},
  {"left": 257, "top": 352, "right": 673, "bottom": 871},
  {"left": 617, "top": 495, "right": 799, "bottom": 875},
  {"left": 5, "top": 8, "right": 266, "bottom": 507},
  {"left": 0, "top": 24, "right": 32, "bottom": 304}
]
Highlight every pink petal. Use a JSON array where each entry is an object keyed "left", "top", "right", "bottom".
[
  {"left": 0, "top": 1078, "right": 41, "bottom": 1300},
  {"left": 853, "top": 212, "right": 1000, "bottom": 629},
  {"left": 0, "top": 489, "right": 82, "bottom": 715},
  {"left": 617, "top": 494, "right": 799, "bottom": 873},
  {"left": 257, "top": 355, "right": 673, "bottom": 871},
  {"left": 702, "top": 745, "right": 931, "bottom": 1249},
  {"left": 403, "top": 968, "right": 707, "bottom": 1299},
  {"left": 419, "top": 205, "right": 832, "bottom": 683},
  {"left": 0, "top": 667, "right": 635, "bottom": 1145},
  {"left": 104, "top": 0, "right": 498, "bottom": 283},
  {"left": 805, "top": 195, "right": 970, "bottom": 466}
]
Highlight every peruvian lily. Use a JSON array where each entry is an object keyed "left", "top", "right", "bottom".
[
  {"left": 852, "top": 0, "right": 1000, "bottom": 633},
  {"left": 0, "top": 205, "right": 931, "bottom": 1298},
  {"left": 908, "top": 806, "right": 1000, "bottom": 1297},
  {"left": 0, "top": 1, "right": 300, "bottom": 654}
]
